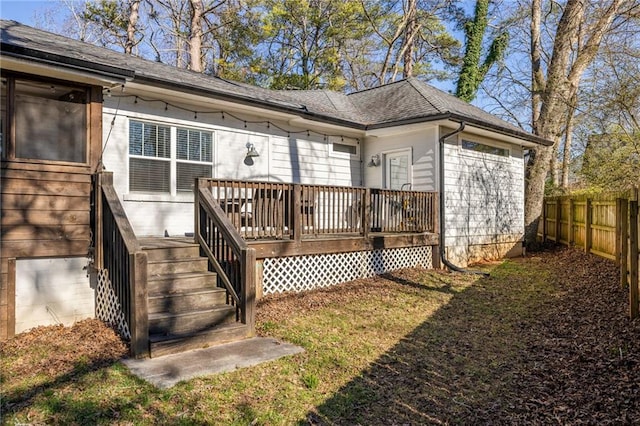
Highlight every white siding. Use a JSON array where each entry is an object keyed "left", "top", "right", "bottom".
[
  {"left": 102, "top": 96, "right": 361, "bottom": 236},
  {"left": 363, "top": 126, "right": 438, "bottom": 190},
  {"left": 15, "top": 258, "right": 94, "bottom": 334},
  {"left": 442, "top": 128, "right": 525, "bottom": 266}
]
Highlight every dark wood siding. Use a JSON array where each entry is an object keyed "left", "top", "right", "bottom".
[{"left": 0, "top": 83, "right": 102, "bottom": 339}]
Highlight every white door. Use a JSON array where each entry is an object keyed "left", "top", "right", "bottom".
[{"left": 385, "top": 150, "right": 411, "bottom": 190}]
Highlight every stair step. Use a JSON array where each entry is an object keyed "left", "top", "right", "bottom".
[
  {"left": 139, "top": 237, "right": 201, "bottom": 261},
  {"left": 149, "top": 323, "right": 251, "bottom": 358},
  {"left": 147, "top": 271, "right": 218, "bottom": 293},
  {"left": 149, "top": 305, "right": 237, "bottom": 335},
  {"left": 148, "top": 258, "right": 209, "bottom": 276},
  {"left": 148, "top": 287, "right": 228, "bottom": 314}
]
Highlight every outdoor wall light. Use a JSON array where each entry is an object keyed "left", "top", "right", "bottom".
[
  {"left": 368, "top": 154, "right": 381, "bottom": 167},
  {"left": 246, "top": 142, "right": 259, "bottom": 158}
]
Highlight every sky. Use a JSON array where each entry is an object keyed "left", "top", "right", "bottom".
[{"left": 1, "top": 1, "right": 52, "bottom": 24}]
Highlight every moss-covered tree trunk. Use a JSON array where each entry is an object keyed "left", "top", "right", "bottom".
[{"left": 455, "top": 0, "right": 507, "bottom": 102}]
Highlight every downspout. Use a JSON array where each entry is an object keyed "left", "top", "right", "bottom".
[{"left": 439, "top": 122, "right": 490, "bottom": 277}]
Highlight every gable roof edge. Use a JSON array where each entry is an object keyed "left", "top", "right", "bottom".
[{"left": 365, "top": 112, "right": 552, "bottom": 146}]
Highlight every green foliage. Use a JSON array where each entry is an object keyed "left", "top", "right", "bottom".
[
  {"left": 82, "top": 0, "right": 134, "bottom": 50},
  {"left": 580, "top": 132, "right": 640, "bottom": 192},
  {"left": 255, "top": 0, "right": 367, "bottom": 90},
  {"left": 455, "top": 0, "right": 508, "bottom": 102}
]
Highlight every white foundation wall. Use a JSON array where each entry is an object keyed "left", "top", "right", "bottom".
[
  {"left": 102, "top": 95, "right": 362, "bottom": 237},
  {"left": 363, "top": 126, "right": 438, "bottom": 191},
  {"left": 15, "top": 257, "right": 94, "bottom": 334},
  {"left": 441, "top": 128, "right": 525, "bottom": 266}
]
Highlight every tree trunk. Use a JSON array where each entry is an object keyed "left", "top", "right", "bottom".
[
  {"left": 125, "top": 0, "right": 140, "bottom": 55},
  {"left": 189, "top": 0, "right": 204, "bottom": 72},
  {"left": 523, "top": 0, "right": 628, "bottom": 247},
  {"left": 561, "top": 94, "right": 578, "bottom": 188},
  {"left": 530, "top": 0, "right": 544, "bottom": 131},
  {"left": 402, "top": 0, "right": 417, "bottom": 78}
]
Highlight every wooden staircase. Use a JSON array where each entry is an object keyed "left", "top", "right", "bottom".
[{"left": 140, "top": 238, "right": 251, "bottom": 358}]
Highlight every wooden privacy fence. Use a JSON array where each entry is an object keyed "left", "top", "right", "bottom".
[{"left": 538, "top": 191, "right": 640, "bottom": 318}]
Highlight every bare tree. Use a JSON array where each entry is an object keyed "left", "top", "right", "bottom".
[
  {"left": 523, "top": 0, "right": 638, "bottom": 246},
  {"left": 126, "top": 0, "right": 141, "bottom": 54}
]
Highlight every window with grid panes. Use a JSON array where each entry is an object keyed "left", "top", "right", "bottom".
[
  {"left": 176, "top": 127, "right": 212, "bottom": 192},
  {"left": 129, "top": 120, "right": 171, "bottom": 192}
]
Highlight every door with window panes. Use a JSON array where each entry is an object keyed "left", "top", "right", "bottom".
[{"left": 385, "top": 150, "right": 411, "bottom": 190}]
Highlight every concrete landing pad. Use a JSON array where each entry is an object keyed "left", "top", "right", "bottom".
[{"left": 123, "top": 337, "right": 304, "bottom": 389}]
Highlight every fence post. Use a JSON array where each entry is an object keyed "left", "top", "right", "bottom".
[
  {"left": 620, "top": 199, "right": 629, "bottom": 288},
  {"left": 542, "top": 198, "right": 548, "bottom": 243},
  {"left": 555, "top": 198, "right": 562, "bottom": 245},
  {"left": 568, "top": 198, "right": 574, "bottom": 246},
  {"left": 585, "top": 198, "right": 592, "bottom": 254},
  {"left": 630, "top": 199, "right": 639, "bottom": 319}
]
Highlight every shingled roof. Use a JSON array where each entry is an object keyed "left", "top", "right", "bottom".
[{"left": 0, "top": 20, "right": 550, "bottom": 146}]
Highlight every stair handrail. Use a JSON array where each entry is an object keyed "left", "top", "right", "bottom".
[
  {"left": 95, "top": 171, "right": 148, "bottom": 358},
  {"left": 195, "top": 178, "right": 256, "bottom": 333}
]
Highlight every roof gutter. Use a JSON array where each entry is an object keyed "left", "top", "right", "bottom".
[
  {"left": 1, "top": 43, "right": 135, "bottom": 83},
  {"left": 439, "top": 122, "right": 490, "bottom": 277}
]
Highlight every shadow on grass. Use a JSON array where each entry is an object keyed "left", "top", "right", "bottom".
[
  {"left": 3, "top": 358, "right": 152, "bottom": 424},
  {"left": 307, "top": 261, "right": 545, "bottom": 424}
]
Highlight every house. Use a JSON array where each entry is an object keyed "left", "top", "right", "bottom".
[{"left": 0, "top": 20, "right": 551, "bottom": 356}]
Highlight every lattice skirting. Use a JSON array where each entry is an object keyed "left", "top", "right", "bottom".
[
  {"left": 95, "top": 269, "right": 131, "bottom": 340},
  {"left": 263, "top": 245, "right": 433, "bottom": 294}
]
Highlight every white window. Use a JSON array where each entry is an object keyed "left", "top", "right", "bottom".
[
  {"left": 329, "top": 136, "right": 359, "bottom": 159},
  {"left": 129, "top": 121, "right": 171, "bottom": 192},
  {"left": 129, "top": 120, "right": 213, "bottom": 194},
  {"left": 176, "top": 128, "right": 212, "bottom": 192},
  {"left": 461, "top": 139, "right": 509, "bottom": 157}
]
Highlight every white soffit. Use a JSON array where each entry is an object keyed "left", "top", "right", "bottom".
[
  {"left": 124, "top": 81, "right": 364, "bottom": 138},
  {"left": 1, "top": 56, "right": 127, "bottom": 87},
  {"left": 365, "top": 121, "right": 441, "bottom": 138}
]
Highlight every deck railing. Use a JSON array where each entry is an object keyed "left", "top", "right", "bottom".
[
  {"left": 195, "top": 178, "right": 256, "bottom": 333},
  {"left": 199, "top": 178, "right": 438, "bottom": 240},
  {"left": 94, "top": 172, "right": 148, "bottom": 358}
]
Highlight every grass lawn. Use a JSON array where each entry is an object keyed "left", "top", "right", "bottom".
[{"left": 2, "top": 247, "right": 639, "bottom": 424}]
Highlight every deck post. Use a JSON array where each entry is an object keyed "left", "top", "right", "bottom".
[
  {"left": 195, "top": 178, "right": 203, "bottom": 245},
  {"left": 130, "top": 251, "right": 149, "bottom": 358},
  {"left": 293, "top": 184, "right": 302, "bottom": 244},
  {"left": 432, "top": 192, "right": 441, "bottom": 269},
  {"left": 93, "top": 173, "right": 104, "bottom": 269},
  {"left": 363, "top": 188, "right": 371, "bottom": 239},
  {"left": 242, "top": 247, "right": 257, "bottom": 335}
]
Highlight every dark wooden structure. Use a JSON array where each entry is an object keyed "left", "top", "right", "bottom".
[
  {"left": 88, "top": 176, "right": 439, "bottom": 357},
  {"left": 0, "top": 73, "right": 104, "bottom": 340}
]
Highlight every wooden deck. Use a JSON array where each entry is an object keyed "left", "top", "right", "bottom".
[
  {"left": 91, "top": 176, "right": 440, "bottom": 358},
  {"left": 199, "top": 178, "right": 439, "bottom": 258}
]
